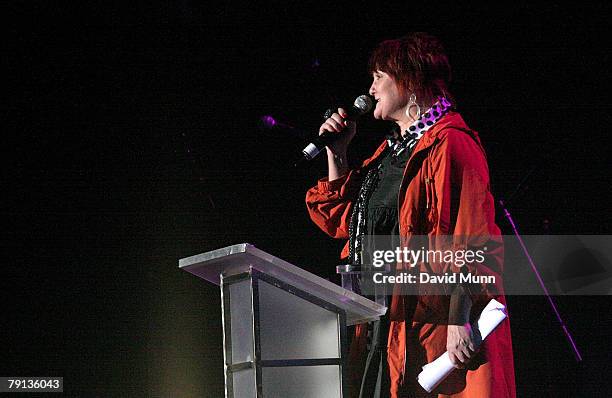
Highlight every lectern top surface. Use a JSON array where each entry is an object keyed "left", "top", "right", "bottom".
[{"left": 179, "top": 243, "right": 387, "bottom": 325}]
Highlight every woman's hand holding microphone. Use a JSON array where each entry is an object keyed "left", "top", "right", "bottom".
[{"left": 319, "top": 108, "right": 357, "bottom": 181}]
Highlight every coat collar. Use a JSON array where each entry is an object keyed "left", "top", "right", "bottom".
[
  {"left": 363, "top": 111, "right": 475, "bottom": 169},
  {"left": 410, "top": 111, "right": 475, "bottom": 154}
]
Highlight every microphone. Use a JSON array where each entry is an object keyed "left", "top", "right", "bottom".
[{"left": 298, "top": 95, "right": 373, "bottom": 163}]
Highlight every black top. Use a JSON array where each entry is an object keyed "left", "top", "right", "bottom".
[
  {"left": 365, "top": 145, "right": 413, "bottom": 237},
  {"left": 357, "top": 144, "right": 413, "bottom": 398}
]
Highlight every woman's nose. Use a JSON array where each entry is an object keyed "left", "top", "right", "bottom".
[{"left": 368, "top": 83, "right": 376, "bottom": 96}]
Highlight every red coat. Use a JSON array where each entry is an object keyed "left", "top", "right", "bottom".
[{"left": 306, "top": 112, "right": 516, "bottom": 397}]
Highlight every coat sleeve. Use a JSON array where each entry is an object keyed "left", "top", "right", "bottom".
[
  {"left": 428, "top": 128, "right": 504, "bottom": 321},
  {"left": 305, "top": 169, "right": 364, "bottom": 239}
]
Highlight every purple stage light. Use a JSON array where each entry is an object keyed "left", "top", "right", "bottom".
[
  {"left": 260, "top": 115, "right": 277, "bottom": 128},
  {"left": 259, "top": 115, "right": 296, "bottom": 131}
]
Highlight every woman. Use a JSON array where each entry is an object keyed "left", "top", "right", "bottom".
[{"left": 306, "top": 33, "right": 515, "bottom": 398}]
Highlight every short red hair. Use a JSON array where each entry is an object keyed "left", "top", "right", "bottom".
[{"left": 368, "top": 32, "right": 453, "bottom": 106}]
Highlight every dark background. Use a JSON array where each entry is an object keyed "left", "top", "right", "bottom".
[{"left": 4, "top": 2, "right": 612, "bottom": 396}]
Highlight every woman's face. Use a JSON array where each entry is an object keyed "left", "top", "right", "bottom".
[{"left": 369, "top": 70, "right": 407, "bottom": 121}]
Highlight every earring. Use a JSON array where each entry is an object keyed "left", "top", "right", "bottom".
[{"left": 405, "top": 93, "right": 421, "bottom": 120}]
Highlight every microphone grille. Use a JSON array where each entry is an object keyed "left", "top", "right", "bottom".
[{"left": 353, "top": 95, "right": 374, "bottom": 114}]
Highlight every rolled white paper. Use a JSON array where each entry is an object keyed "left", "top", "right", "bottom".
[{"left": 417, "top": 298, "right": 507, "bottom": 393}]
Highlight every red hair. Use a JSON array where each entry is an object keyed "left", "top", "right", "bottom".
[{"left": 368, "top": 32, "right": 453, "bottom": 106}]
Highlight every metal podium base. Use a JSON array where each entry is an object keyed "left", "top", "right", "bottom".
[{"left": 221, "top": 268, "right": 348, "bottom": 398}]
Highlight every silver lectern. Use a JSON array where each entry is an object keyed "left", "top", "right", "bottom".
[{"left": 179, "top": 243, "right": 386, "bottom": 398}]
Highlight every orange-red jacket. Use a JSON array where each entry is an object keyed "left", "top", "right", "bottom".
[{"left": 306, "top": 112, "right": 516, "bottom": 397}]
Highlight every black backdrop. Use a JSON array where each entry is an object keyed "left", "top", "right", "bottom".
[{"left": 5, "top": 2, "right": 612, "bottom": 396}]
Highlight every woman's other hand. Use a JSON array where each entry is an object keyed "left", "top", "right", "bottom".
[{"left": 446, "top": 323, "right": 477, "bottom": 369}]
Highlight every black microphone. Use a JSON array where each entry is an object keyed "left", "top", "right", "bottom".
[{"left": 298, "top": 95, "right": 373, "bottom": 164}]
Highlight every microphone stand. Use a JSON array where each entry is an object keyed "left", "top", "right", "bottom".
[{"left": 498, "top": 163, "right": 582, "bottom": 362}]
